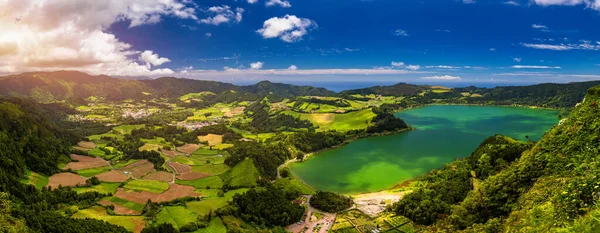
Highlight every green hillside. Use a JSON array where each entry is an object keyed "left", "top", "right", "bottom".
[{"left": 393, "top": 85, "right": 600, "bottom": 232}]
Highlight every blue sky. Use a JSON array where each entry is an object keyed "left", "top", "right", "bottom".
[{"left": 3, "top": 0, "right": 600, "bottom": 88}]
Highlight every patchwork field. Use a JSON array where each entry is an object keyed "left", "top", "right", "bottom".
[
  {"left": 142, "top": 171, "right": 173, "bottom": 182},
  {"left": 115, "top": 183, "right": 200, "bottom": 204},
  {"left": 123, "top": 180, "right": 170, "bottom": 193},
  {"left": 63, "top": 154, "right": 108, "bottom": 171},
  {"left": 96, "top": 170, "right": 130, "bottom": 183},
  {"left": 177, "top": 144, "right": 201, "bottom": 154},
  {"left": 176, "top": 176, "right": 224, "bottom": 189},
  {"left": 118, "top": 160, "right": 156, "bottom": 178},
  {"left": 198, "top": 134, "right": 223, "bottom": 146},
  {"left": 21, "top": 171, "right": 49, "bottom": 190},
  {"left": 73, "top": 182, "right": 121, "bottom": 195},
  {"left": 47, "top": 172, "right": 87, "bottom": 189},
  {"left": 283, "top": 108, "right": 376, "bottom": 131},
  {"left": 156, "top": 206, "right": 198, "bottom": 229},
  {"left": 72, "top": 206, "right": 145, "bottom": 233}
]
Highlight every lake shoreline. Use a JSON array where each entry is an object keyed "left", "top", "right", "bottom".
[{"left": 284, "top": 104, "right": 560, "bottom": 196}]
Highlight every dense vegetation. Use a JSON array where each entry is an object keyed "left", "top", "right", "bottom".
[
  {"left": 392, "top": 86, "right": 600, "bottom": 232},
  {"left": 0, "top": 99, "right": 128, "bottom": 232},
  {"left": 245, "top": 101, "right": 313, "bottom": 132},
  {"left": 367, "top": 105, "right": 410, "bottom": 133},
  {"left": 310, "top": 191, "right": 353, "bottom": 213},
  {"left": 393, "top": 135, "right": 532, "bottom": 225},
  {"left": 219, "top": 186, "right": 304, "bottom": 227}
]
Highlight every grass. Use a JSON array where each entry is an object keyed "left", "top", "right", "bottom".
[
  {"left": 192, "top": 148, "right": 220, "bottom": 156},
  {"left": 73, "top": 182, "right": 121, "bottom": 195},
  {"left": 87, "top": 148, "right": 106, "bottom": 157},
  {"left": 186, "top": 189, "right": 249, "bottom": 215},
  {"left": 156, "top": 206, "right": 198, "bottom": 229},
  {"left": 77, "top": 166, "right": 111, "bottom": 177},
  {"left": 210, "top": 144, "right": 233, "bottom": 150},
  {"left": 112, "top": 159, "right": 138, "bottom": 169},
  {"left": 141, "top": 137, "right": 170, "bottom": 147},
  {"left": 220, "top": 159, "right": 259, "bottom": 188},
  {"left": 123, "top": 180, "right": 170, "bottom": 193},
  {"left": 176, "top": 176, "right": 224, "bottom": 189},
  {"left": 432, "top": 89, "right": 451, "bottom": 93},
  {"left": 139, "top": 143, "right": 162, "bottom": 152},
  {"left": 283, "top": 108, "right": 376, "bottom": 131},
  {"left": 273, "top": 177, "right": 315, "bottom": 195},
  {"left": 173, "top": 156, "right": 206, "bottom": 166},
  {"left": 193, "top": 217, "right": 227, "bottom": 233},
  {"left": 191, "top": 164, "right": 230, "bottom": 176},
  {"left": 198, "top": 134, "right": 223, "bottom": 146},
  {"left": 113, "top": 124, "right": 145, "bottom": 134},
  {"left": 106, "top": 196, "right": 146, "bottom": 212},
  {"left": 21, "top": 171, "right": 49, "bottom": 190},
  {"left": 72, "top": 206, "right": 144, "bottom": 232}
]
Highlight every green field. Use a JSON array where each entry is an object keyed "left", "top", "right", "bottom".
[
  {"left": 106, "top": 196, "right": 146, "bottom": 212},
  {"left": 21, "top": 171, "right": 49, "bottom": 190},
  {"left": 113, "top": 124, "right": 145, "bottom": 134},
  {"left": 177, "top": 176, "right": 224, "bottom": 189},
  {"left": 112, "top": 159, "right": 138, "bottom": 169},
  {"left": 191, "top": 163, "right": 230, "bottom": 176},
  {"left": 192, "top": 217, "right": 227, "bottom": 233},
  {"left": 283, "top": 108, "right": 376, "bottom": 131},
  {"left": 273, "top": 177, "right": 315, "bottom": 195},
  {"left": 186, "top": 189, "right": 249, "bottom": 215},
  {"left": 156, "top": 206, "right": 198, "bottom": 229},
  {"left": 123, "top": 180, "right": 169, "bottom": 193},
  {"left": 73, "top": 182, "right": 121, "bottom": 195},
  {"left": 72, "top": 206, "right": 144, "bottom": 232},
  {"left": 220, "top": 159, "right": 259, "bottom": 188},
  {"left": 77, "top": 166, "right": 111, "bottom": 177}
]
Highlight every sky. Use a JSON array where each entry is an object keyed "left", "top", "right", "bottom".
[{"left": 2, "top": 0, "right": 600, "bottom": 88}]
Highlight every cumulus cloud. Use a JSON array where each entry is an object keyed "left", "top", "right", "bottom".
[
  {"left": 532, "top": 24, "right": 548, "bottom": 29},
  {"left": 391, "top": 61, "right": 405, "bottom": 67},
  {"left": 421, "top": 75, "right": 462, "bottom": 80},
  {"left": 288, "top": 65, "right": 298, "bottom": 70},
  {"left": 513, "top": 57, "right": 522, "bottom": 62},
  {"left": 0, "top": 0, "right": 187, "bottom": 76},
  {"left": 140, "top": 50, "right": 171, "bottom": 69},
  {"left": 199, "top": 6, "right": 244, "bottom": 25},
  {"left": 266, "top": 0, "right": 292, "bottom": 7},
  {"left": 257, "top": 15, "right": 317, "bottom": 42},
  {"left": 393, "top": 29, "right": 409, "bottom": 37},
  {"left": 406, "top": 65, "right": 421, "bottom": 71},
  {"left": 424, "top": 65, "right": 461, "bottom": 69},
  {"left": 250, "top": 62, "right": 264, "bottom": 69},
  {"left": 205, "top": 33, "right": 212, "bottom": 37},
  {"left": 248, "top": 0, "right": 259, "bottom": 3},
  {"left": 512, "top": 65, "right": 561, "bottom": 69}
]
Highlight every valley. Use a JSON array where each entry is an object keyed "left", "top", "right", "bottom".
[{"left": 1, "top": 71, "right": 599, "bottom": 233}]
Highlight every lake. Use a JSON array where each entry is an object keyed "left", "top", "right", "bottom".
[{"left": 290, "top": 105, "right": 559, "bottom": 194}]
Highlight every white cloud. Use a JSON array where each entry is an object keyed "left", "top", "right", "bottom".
[
  {"left": 199, "top": 6, "right": 244, "bottom": 25},
  {"left": 257, "top": 15, "right": 317, "bottom": 42},
  {"left": 140, "top": 50, "right": 171, "bottom": 69},
  {"left": 205, "top": 33, "right": 212, "bottom": 37},
  {"left": 533, "top": 0, "right": 586, "bottom": 6},
  {"left": 391, "top": 61, "right": 405, "bottom": 67},
  {"left": 489, "top": 48, "right": 497, "bottom": 51},
  {"left": 181, "top": 67, "right": 426, "bottom": 76},
  {"left": 0, "top": 0, "right": 186, "bottom": 76},
  {"left": 532, "top": 0, "right": 600, "bottom": 10},
  {"left": 424, "top": 65, "right": 461, "bottom": 69},
  {"left": 393, "top": 29, "right": 409, "bottom": 37},
  {"left": 512, "top": 65, "right": 561, "bottom": 69},
  {"left": 250, "top": 62, "right": 264, "bottom": 69},
  {"left": 532, "top": 24, "right": 548, "bottom": 29},
  {"left": 463, "top": 0, "right": 476, "bottom": 4},
  {"left": 521, "top": 42, "right": 600, "bottom": 51},
  {"left": 513, "top": 57, "right": 522, "bottom": 62},
  {"left": 390, "top": 61, "right": 420, "bottom": 70},
  {"left": 288, "top": 65, "right": 298, "bottom": 70},
  {"left": 248, "top": 0, "right": 259, "bottom": 4},
  {"left": 421, "top": 75, "right": 462, "bottom": 80},
  {"left": 504, "top": 1, "right": 521, "bottom": 6},
  {"left": 266, "top": 0, "right": 292, "bottom": 8},
  {"left": 406, "top": 65, "right": 421, "bottom": 71}
]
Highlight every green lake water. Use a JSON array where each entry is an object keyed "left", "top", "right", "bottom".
[{"left": 290, "top": 105, "right": 559, "bottom": 194}]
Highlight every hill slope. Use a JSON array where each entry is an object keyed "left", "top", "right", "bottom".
[{"left": 393, "top": 85, "right": 600, "bottom": 232}]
